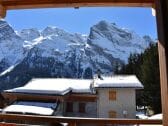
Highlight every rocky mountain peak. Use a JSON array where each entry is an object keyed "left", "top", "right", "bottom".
[
  {"left": 41, "top": 26, "right": 67, "bottom": 37},
  {"left": 0, "top": 20, "right": 25, "bottom": 72},
  {"left": 19, "top": 28, "right": 40, "bottom": 41},
  {"left": 88, "top": 20, "right": 154, "bottom": 63},
  {"left": 0, "top": 20, "right": 17, "bottom": 41}
]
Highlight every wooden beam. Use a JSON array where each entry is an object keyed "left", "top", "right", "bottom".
[
  {"left": 1, "top": 92, "right": 96, "bottom": 103},
  {"left": 0, "top": 4, "right": 6, "bottom": 18},
  {"left": 65, "top": 94, "right": 97, "bottom": 102},
  {"left": 1, "top": 0, "right": 154, "bottom": 11},
  {"left": 68, "top": 122, "right": 77, "bottom": 126},
  {"left": 0, "top": 113, "right": 163, "bottom": 125},
  {"left": 2, "top": 92, "right": 64, "bottom": 102},
  {"left": 0, "top": 122, "right": 27, "bottom": 126},
  {"left": 155, "top": 0, "right": 168, "bottom": 125}
]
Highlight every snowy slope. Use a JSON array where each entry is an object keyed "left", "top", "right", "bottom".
[
  {"left": 88, "top": 20, "right": 152, "bottom": 62},
  {"left": 0, "top": 20, "right": 26, "bottom": 72}
]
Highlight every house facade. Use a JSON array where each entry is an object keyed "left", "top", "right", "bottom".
[
  {"left": 97, "top": 88, "right": 136, "bottom": 118},
  {"left": 1, "top": 75, "right": 143, "bottom": 119}
]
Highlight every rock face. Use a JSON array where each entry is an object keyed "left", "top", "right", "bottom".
[
  {"left": 0, "top": 20, "right": 154, "bottom": 90},
  {"left": 0, "top": 20, "right": 25, "bottom": 73}
]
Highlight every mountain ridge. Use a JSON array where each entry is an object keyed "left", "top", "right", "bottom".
[{"left": 0, "top": 19, "right": 154, "bottom": 90}]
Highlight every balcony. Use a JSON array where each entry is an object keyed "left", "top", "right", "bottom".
[{"left": 0, "top": 0, "right": 168, "bottom": 125}]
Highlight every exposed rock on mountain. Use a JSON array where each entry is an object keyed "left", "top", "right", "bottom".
[{"left": 0, "top": 20, "right": 154, "bottom": 90}]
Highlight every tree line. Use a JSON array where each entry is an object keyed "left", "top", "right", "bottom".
[{"left": 116, "top": 43, "right": 161, "bottom": 114}]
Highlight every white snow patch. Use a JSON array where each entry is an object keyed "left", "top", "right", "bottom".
[
  {"left": 2, "top": 101, "right": 57, "bottom": 115},
  {"left": 148, "top": 114, "right": 162, "bottom": 119},
  {"left": 0, "top": 64, "right": 16, "bottom": 76},
  {"left": 137, "top": 114, "right": 162, "bottom": 126},
  {"left": 5, "top": 75, "right": 143, "bottom": 95},
  {"left": 94, "top": 75, "right": 143, "bottom": 89},
  {"left": 6, "top": 78, "right": 92, "bottom": 95}
]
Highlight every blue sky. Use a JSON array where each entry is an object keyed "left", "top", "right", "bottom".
[{"left": 6, "top": 7, "right": 157, "bottom": 39}]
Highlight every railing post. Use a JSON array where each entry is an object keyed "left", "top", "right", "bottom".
[
  {"left": 68, "top": 122, "right": 76, "bottom": 126},
  {"left": 49, "top": 122, "right": 64, "bottom": 126},
  {"left": 155, "top": 0, "right": 168, "bottom": 126},
  {"left": 0, "top": 4, "right": 6, "bottom": 18}
]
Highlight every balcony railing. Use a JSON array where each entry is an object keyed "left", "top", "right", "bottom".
[{"left": 0, "top": 113, "right": 162, "bottom": 126}]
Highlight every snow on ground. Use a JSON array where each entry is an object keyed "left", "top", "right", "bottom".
[
  {"left": 148, "top": 114, "right": 162, "bottom": 119},
  {"left": 136, "top": 111, "right": 148, "bottom": 119},
  {"left": 137, "top": 114, "right": 163, "bottom": 126}
]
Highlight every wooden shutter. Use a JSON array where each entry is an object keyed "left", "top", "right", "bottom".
[
  {"left": 109, "top": 90, "right": 116, "bottom": 100},
  {"left": 109, "top": 110, "right": 117, "bottom": 118}
]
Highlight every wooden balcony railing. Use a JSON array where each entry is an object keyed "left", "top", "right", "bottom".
[{"left": 0, "top": 113, "right": 162, "bottom": 126}]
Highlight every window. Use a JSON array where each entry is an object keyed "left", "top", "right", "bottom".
[
  {"left": 79, "top": 102, "right": 86, "bottom": 113},
  {"left": 109, "top": 90, "right": 116, "bottom": 100},
  {"left": 109, "top": 110, "right": 117, "bottom": 118},
  {"left": 66, "top": 102, "right": 73, "bottom": 112}
]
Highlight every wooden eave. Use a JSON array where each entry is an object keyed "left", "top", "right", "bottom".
[
  {"left": 0, "top": 0, "right": 168, "bottom": 125},
  {"left": 1, "top": 92, "right": 97, "bottom": 104},
  {"left": 0, "top": 0, "right": 154, "bottom": 18},
  {"left": 0, "top": 0, "right": 155, "bottom": 9}
]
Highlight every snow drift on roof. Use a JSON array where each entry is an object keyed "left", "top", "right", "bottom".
[
  {"left": 5, "top": 78, "right": 92, "bottom": 95},
  {"left": 2, "top": 101, "right": 58, "bottom": 115},
  {"left": 94, "top": 75, "right": 143, "bottom": 89},
  {"left": 5, "top": 75, "right": 143, "bottom": 95}
]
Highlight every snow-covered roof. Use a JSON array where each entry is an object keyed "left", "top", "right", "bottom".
[
  {"left": 2, "top": 101, "right": 58, "bottom": 115},
  {"left": 94, "top": 75, "right": 143, "bottom": 89},
  {"left": 5, "top": 75, "right": 143, "bottom": 95},
  {"left": 5, "top": 78, "right": 92, "bottom": 95}
]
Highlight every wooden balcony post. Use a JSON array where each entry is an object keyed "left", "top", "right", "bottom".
[
  {"left": 0, "top": 4, "right": 6, "bottom": 18},
  {"left": 68, "top": 122, "right": 76, "bottom": 126},
  {"left": 155, "top": 0, "right": 168, "bottom": 125}
]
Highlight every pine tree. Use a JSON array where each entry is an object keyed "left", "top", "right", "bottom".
[
  {"left": 118, "top": 43, "right": 161, "bottom": 114},
  {"left": 140, "top": 44, "right": 161, "bottom": 113}
]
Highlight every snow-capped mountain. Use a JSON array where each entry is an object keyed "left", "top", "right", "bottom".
[
  {"left": 88, "top": 20, "right": 151, "bottom": 62},
  {"left": 0, "top": 20, "right": 26, "bottom": 73},
  {"left": 0, "top": 20, "right": 154, "bottom": 90}
]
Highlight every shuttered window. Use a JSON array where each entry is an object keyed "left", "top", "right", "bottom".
[
  {"left": 109, "top": 90, "right": 116, "bottom": 100},
  {"left": 109, "top": 110, "right": 117, "bottom": 118}
]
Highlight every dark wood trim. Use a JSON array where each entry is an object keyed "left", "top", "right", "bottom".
[
  {"left": 0, "top": 4, "right": 6, "bottom": 18},
  {"left": 1, "top": 92, "right": 97, "bottom": 103},
  {"left": 0, "top": 113, "right": 163, "bottom": 125},
  {"left": 0, "top": 0, "right": 154, "bottom": 9},
  {"left": 66, "top": 101, "right": 73, "bottom": 112},
  {"left": 155, "top": 0, "right": 168, "bottom": 125},
  {"left": 1, "top": 92, "right": 64, "bottom": 102},
  {"left": 0, "top": 122, "right": 27, "bottom": 126},
  {"left": 0, "top": 0, "right": 167, "bottom": 125},
  {"left": 65, "top": 94, "right": 97, "bottom": 102}
]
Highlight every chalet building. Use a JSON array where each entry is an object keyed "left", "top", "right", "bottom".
[{"left": 1, "top": 75, "right": 143, "bottom": 119}]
